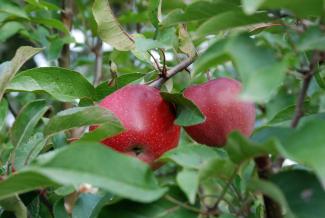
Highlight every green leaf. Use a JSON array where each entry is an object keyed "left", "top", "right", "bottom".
[
  {"left": 30, "top": 18, "right": 69, "bottom": 34},
  {"left": 219, "top": 215, "right": 237, "bottom": 218},
  {"left": 80, "top": 122, "right": 122, "bottom": 141},
  {"left": 271, "top": 170, "right": 325, "bottom": 218},
  {"left": 98, "top": 198, "right": 197, "bottom": 218},
  {"left": 297, "top": 27, "right": 325, "bottom": 51},
  {"left": 196, "top": 11, "right": 270, "bottom": 36},
  {"left": 0, "top": 99, "right": 8, "bottom": 130},
  {"left": 0, "top": 144, "right": 14, "bottom": 169},
  {"left": 0, "top": 22, "right": 24, "bottom": 42},
  {"left": 278, "top": 120, "right": 325, "bottom": 188},
  {"left": 95, "top": 73, "right": 145, "bottom": 100},
  {"left": 10, "top": 100, "right": 48, "bottom": 147},
  {"left": 268, "top": 102, "right": 318, "bottom": 125},
  {"left": 7, "top": 67, "right": 96, "bottom": 102},
  {"left": 162, "top": 1, "right": 239, "bottom": 26},
  {"left": 25, "top": 0, "right": 61, "bottom": 11},
  {"left": 10, "top": 100, "right": 49, "bottom": 170},
  {"left": 251, "top": 126, "right": 293, "bottom": 145},
  {"left": 225, "top": 132, "right": 279, "bottom": 164},
  {"left": 315, "top": 69, "right": 325, "bottom": 90},
  {"left": 72, "top": 193, "right": 113, "bottom": 218},
  {"left": 198, "top": 157, "right": 237, "bottom": 180},
  {"left": 0, "top": 46, "right": 42, "bottom": 101},
  {"left": 95, "top": 82, "right": 115, "bottom": 101},
  {"left": 54, "top": 198, "right": 70, "bottom": 218},
  {"left": 148, "top": 0, "right": 160, "bottom": 28},
  {"left": 92, "top": 0, "right": 135, "bottom": 51},
  {"left": 126, "top": 34, "right": 151, "bottom": 63},
  {"left": 178, "top": 24, "right": 196, "bottom": 57},
  {"left": 14, "top": 133, "right": 45, "bottom": 170},
  {"left": 156, "top": 27, "right": 178, "bottom": 48},
  {"left": 0, "top": 195, "right": 27, "bottom": 218},
  {"left": 48, "top": 36, "right": 75, "bottom": 61},
  {"left": 160, "top": 92, "right": 205, "bottom": 126},
  {"left": 176, "top": 168, "right": 199, "bottom": 204},
  {"left": 194, "top": 34, "right": 287, "bottom": 102},
  {"left": 0, "top": 142, "right": 167, "bottom": 202},
  {"left": 241, "top": 0, "right": 267, "bottom": 15},
  {"left": 242, "top": 0, "right": 323, "bottom": 17},
  {"left": 115, "top": 73, "right": 145, "bottom": 88},
  {"left": 44, "top": 106, "right": 123, "bottom": 138},
  {"left": 160, "top": 144, "right": 220, "bottom": 169},
  {"left": 135, "top": 37, "right": 168, "bottom": 52},
  {"left": 247, "top": 179, "right": 294, "bottom": 218},
  {"left": 0, "top": 171, "right": 56, "bottom": 201},
  {"left": 0, "top": 1, "right": 29, "bottom": 19}
]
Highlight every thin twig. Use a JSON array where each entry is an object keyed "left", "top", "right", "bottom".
[
  {"left": 164, "top": 195, "right": 202, "bottom": 214},
  {"left": 150, "top": 55, "right": 196, "bottom": 89},
  {"left": 93, "top": 38, "right": 103, "bottom": 86},
  {"left": 148, "top": 51, "right": 162, "bottom": 73},
  {"left": 211, "top": 167, "right": 238, "bottom": 211},
  {"left": 159, "top": 48, "right": 167, "bottom": 77}
]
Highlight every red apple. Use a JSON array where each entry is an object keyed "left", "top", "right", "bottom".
[
  {"left": 184, "top": 77, "right": 255, "bottom": 147},
  {"left": 90, "top": 84, "right": 180, "bottom": 166}
]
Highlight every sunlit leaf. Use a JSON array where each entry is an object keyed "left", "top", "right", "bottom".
[
  {"left": 7, "top": 67, "right": 96, "bottom": 102},
  {"left": 0, "top": 142, "right": 167, "bottom": 203},
  {"left": 92, "top": 0, "right": 134, "bottom": 51},
  {"left": 44, "top": 106, "right": 123, "bottom": 138},
  {"left": 0, "top": 46, "right": 42, "bottom": 101}
]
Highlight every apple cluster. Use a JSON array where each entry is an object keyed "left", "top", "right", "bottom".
[{"left": 90, "top": 77, "right": 256, "bottom": 167}]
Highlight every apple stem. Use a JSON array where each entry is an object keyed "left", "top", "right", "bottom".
[{"left": 150, "top": 55, "right": 197, "bottom": 89}]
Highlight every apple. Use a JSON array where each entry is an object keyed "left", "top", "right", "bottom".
[
  {"left": 184, "top": 77, "right": 255, "bottom": 147},
  {"left": 90, "top": 84, "right": 180, "bottom": 166}
]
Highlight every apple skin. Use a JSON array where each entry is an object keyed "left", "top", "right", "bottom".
[
  {"left": 90, "top": 84, "right": 180, "bottom": 166},
  {"left": 184, "top": 77, "right": 255, "bottom": 147}
]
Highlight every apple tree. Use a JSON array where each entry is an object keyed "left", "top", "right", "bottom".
[{"left": 0, "top": 0, "right": 325, "bottom": 218}]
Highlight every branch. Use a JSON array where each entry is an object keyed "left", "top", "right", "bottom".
[
  {"left": 258, "top": 52, "right": 325, "bottom": 218},
  {"left": 255, "top": 156, "right": 283, "bottom": 218},
  {"left": 273, "top": 51, "right": 325, "bottom": 169},
  {"left": 150, "top": 55, "right": 196, "bottom": 89},
  {"left": 291, "top": 51, "right": 323, "bottom": 128},
  {"left": 58, "top": 0, "right": 73, "bottom": 68},
  {"left": 148, "top": 51, "right": 162, "bottom": 73}
]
